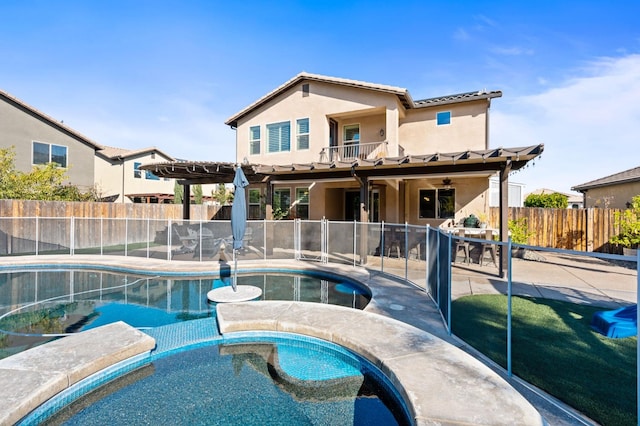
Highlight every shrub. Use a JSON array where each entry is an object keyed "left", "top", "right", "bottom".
[
  {"left": 610, "top": 195, "right": 640, "bottom": 249},
  {"left": 508, "top": 218, "right": 533, "bottom": 245},
  {"left": 524, "top": 192, "right": 568, "bottom": 208}
]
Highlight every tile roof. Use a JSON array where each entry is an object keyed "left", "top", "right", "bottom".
[
  {"left": 572, "top": 166, "right": 640, "bottom": 191},
  {"left": 414, "top": 90, "right": 502, "bottom": 107},
  {"left": 0, "top": 89, "right": 104, "bottom": 150},
  {"left": 98, "top": 145, "right": 175, "bottom": 161},
  {"left": 225, "top": 72, "right": 501, "bottom": 127}
]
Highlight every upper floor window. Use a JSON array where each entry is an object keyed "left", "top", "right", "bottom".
[
  {"left": 145, "top": 170, "right": 160, "bottom": 180},
  {"left": 436, "top": 111, "right": 451, "bottom": 126},
  {"left": 267, "top": 121, "right": 290, "bottom": 153},
  {"left": 249, "top": 126, "right": 260, "bottom": 155},
  {"left": 419, "top": 188, "right": 455, "bottom": 219},
  {"left": 296, "top": 118, "right": 309, "bottom": 150},
  {"left": 33, "top": 141, "right": 67, "bottom": 167},
  {"left": 134, "top": 162, "right": 142, "bottom": 178}
]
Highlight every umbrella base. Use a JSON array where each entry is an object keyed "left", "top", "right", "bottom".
[{"left": 207, "top": 285, "right": 263, "bottom": 303}]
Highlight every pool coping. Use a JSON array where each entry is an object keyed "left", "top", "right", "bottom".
[
  {"left": 0, "top": 321, "right": 155, "bottom": 425},
  {"left": 217, "top": 301, "right": 544, "bottom": 426}
]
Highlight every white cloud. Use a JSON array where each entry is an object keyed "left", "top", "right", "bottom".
[
  {"left": 490, "top": 46, "right": 534, "bottom": 56},
  {"left": 492, "top": 54, "right": 640, "bottom": 194}
]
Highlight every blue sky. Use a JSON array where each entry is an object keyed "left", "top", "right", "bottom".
[{"left": 1, "top": 0, "right": 639, "bottom": 194}]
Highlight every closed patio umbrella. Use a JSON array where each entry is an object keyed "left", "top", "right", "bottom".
[{"left": 231, "top": 165, "right": 249, "bottom": 291}]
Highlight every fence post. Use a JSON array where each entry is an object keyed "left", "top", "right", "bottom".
[
  {"left": 146, "top": 218, "right": 150, "bottom": 259},
  {"left": 425, "top": 225, "right": 429, "bottom": 294},
  {"left": 167, "top": 219, "right": 172, "bottom": 261},
  {"left": 353, "top": 220, "right": 357, "bottom": 268},
  {"left": 123, "top": 217, "right": 127, "bottom": 257},
  {"left": 35, "top": 216, "right": 39, "bottom": 256},
  {"left": 100, "top": 217, "right": 103, "bottom": 256},
  {"left": 263, "top": 219, "right": 267, "bottom": 261},
  {"left": 404, "top": 222, "right": 409, "bottom": 281},
  {"left": 381, "top": 221, "right": 385, "bottom": 272},
  {"left": 507, "top": 237, "right": 513, "bottom": 377},
  {"left": 70, "top": 217, "right": 75, "bottom": 256}
]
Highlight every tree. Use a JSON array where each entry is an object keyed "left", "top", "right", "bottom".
[
  {"left": 524, "top": 192, "right": 568, "bottom": 208},
  {"left": 193, "top": 184, "right": 203, "bottom": 204},
  {"left": 211, "top": 184, "right": 231, "bottom": 205},
  {"left": 0, "top": 146, "right": 96, "bottom": 201},
  {"left": 173, "top": 181, "right": 183, "bottom": 204}
]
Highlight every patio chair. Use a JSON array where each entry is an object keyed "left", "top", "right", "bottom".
[
  {"left": 480, "top": 229, "right": 498, "bottom": 266},
  {"left": 454, "top": 229, "right": 470, "bottom": 264},
  {"left": 171, "top": 224, "right": 197, "bottom": 255}
]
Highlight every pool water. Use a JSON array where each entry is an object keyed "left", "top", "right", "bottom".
[
  {"left": 37, "top": 336, "right": 410, "bottom": 425},
  {"left": 0, "top": 269, "right": 370, "bottom": 360}
]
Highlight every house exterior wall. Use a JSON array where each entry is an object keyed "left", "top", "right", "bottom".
[
  {"left": 581, "top": 182, "right": 640, "bottom": 209},
  {"left": 0, "top": 97, "right": 96, "bottom": 189},
  {"left": 235, "top": 81, "right": 403, "bottom": 165},
  {"left": 399, "top": 100, "right": 489, "bottom": 153},
  {"left": 95, "top": 152, "right": 218, "bottom": 204},
  {"left": 404, "top": 177, "right": 489, "bottom": 227},
  {"left": 95, "top": 152, "right": 177, "bottom": 203}
]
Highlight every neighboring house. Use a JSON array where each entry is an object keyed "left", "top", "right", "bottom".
[
  {"left": 572, "top": 166, "right": 640, "bottom": 209},
  {"left": 0, "top": 89, "right": 102, "bottom": 191},
  {"left": 96, "top": 146, "right": 220, "bottom": 204},
  {"left": 224, "top": 72, "right": 509, "bottom": 225},
  {"left": 526, "top": 188, "right": 584, "bottom": 209},
  {"left": 95, "top": 146, "right": 177, "bottom": 203}
]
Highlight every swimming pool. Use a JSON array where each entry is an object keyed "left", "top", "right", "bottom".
[
  {"left": 0, "top": 267, "right": 371, "bottom": 360},
  {"left": 22, "top": 333, "right": 411, "bottom": 425}
]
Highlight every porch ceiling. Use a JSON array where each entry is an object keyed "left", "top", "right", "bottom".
[{"left": 139, "top": 144, "right": 543, "bottom": 185}]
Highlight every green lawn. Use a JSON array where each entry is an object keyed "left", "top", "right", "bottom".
[{"left": 452, "top": 295, "right": 636, "bottom": 426}]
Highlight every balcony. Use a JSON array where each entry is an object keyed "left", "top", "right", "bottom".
[{"left": 319, "top": 141, "right": 388, "bottom": 162}]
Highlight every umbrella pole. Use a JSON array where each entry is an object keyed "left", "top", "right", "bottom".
[{"left": 233, "top": 248, "right": 238, "bottom": 292}]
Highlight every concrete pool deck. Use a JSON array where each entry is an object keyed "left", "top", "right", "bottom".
[{"left": 0, "top": 254, "right": 632, "bottom": 424}]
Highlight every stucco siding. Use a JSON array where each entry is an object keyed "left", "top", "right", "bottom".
[
  {"left": 0, "top": 99, "right": 96, "bottom": 188},
  {"left": 582, "top": 182, "right": 640, "bottom": 209},
  {"left": 235, "top": 81, "right": 402, "bottom": 165},
  {"left": 399, "top": 101, "right": 488, "bottom": 154}
]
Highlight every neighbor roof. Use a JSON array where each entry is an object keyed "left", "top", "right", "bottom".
[
  {"left": 98, "top": 145, "right": 175, "bottom": 161},
  {"left": 224, "top": 72, "right": 501, "bottom": 128},
  {"left": 572, "top": 166, "right": 640, "bottom": 192},
  {"left": 0, "top": 89, "right": 104, "bottom": 151}
]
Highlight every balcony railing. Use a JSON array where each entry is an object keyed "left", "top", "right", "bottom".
[{"left": 319, "top": 141, "right": 388, "bottom": 162}]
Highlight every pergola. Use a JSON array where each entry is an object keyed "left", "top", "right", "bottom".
[{"left": 140, "top": 143, "right": 543, "bottom": 275}]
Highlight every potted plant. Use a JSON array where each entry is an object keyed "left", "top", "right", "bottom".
[
  {"left": 477, "top": 212, "right": 488, "bottom": 229},
  {"left": 609, "top": 195, "right": 640, "bottom": 256}
]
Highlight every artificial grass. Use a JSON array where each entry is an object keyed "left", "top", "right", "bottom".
[{"left": 452, "top": 295, "right": 636, "bottom": 426}]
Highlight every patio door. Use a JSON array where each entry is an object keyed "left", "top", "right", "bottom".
[
  {"left": 345, "top": 189, "right": 379, "bottom": 222},
  {"left": 345, "top": 191, "right": 360, "bottom": 221}
]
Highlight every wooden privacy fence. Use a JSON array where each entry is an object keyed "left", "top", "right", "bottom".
[
  {"left": 0, "top": 199, "right": 219, "bottom": 220},
  {"left": 488, "top": 207, "right": 623, "bottom": 253}
]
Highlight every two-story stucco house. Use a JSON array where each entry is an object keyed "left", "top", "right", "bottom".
[
  {"left": 95, "top": 146, "right": 177, "bottom": 203},
  {"left": 95, "top": 146, "right": 220, "bottom": 204},
  {"left": 0, "top": 89, "right": 101, "bottom": 190},
  {"left": 224, "top": 72, "right": 509, "bottom": 226}
]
